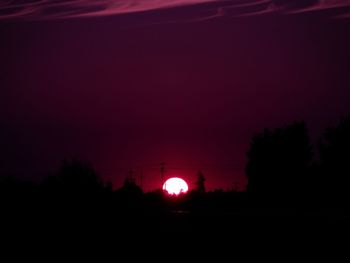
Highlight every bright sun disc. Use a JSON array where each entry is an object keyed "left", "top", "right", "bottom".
[{"left": 163, "top": 177, "right": 189, "bottom": 195}]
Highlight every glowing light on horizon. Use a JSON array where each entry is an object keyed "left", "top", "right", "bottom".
[{"left": 163, "top": 177, "right": 189, "bottom": 195}]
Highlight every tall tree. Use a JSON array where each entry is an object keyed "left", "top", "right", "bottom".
[
  {"left": 195, "top": 171, "right": 206, "bottom": 194},
  {"left": 246, "top": 121, "right": 313, "bottom": 201},
  {"left": 319, "top": 116, "right": 350, "bottom": 205}
]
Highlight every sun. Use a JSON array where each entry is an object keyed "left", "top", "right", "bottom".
[{"left": 163, "top": 177, "right": 189, "bottom": 195}]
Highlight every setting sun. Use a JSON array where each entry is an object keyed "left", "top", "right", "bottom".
[{"left": 163, "top": 177, "right": 189, "bottom": 195}]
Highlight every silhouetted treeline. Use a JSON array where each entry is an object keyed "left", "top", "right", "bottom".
[
  {"left": 2, "top": 117, "right": 350, "bottom": 219},
  {"left": 246, "top": 117, "right": 350, "bottom": 209}
]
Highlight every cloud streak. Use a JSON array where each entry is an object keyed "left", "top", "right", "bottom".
[{"left": 0, "top": 0, "right": 350, "bottom": 21}]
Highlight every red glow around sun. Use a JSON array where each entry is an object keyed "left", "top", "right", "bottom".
[{"left": 163, "top": 177, "right": 189, "bottom": 195}]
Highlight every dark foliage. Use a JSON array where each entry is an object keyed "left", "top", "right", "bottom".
[
  {"left": 246, "top": 121, "right": 313, "bottom": 205},
  {"left": 195, "top": 170, "right": 206, "bottom": 194},
  {"left": 319, "top": 117, "right": 350, "bottom": 205}
]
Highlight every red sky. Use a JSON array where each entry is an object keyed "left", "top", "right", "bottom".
[{"left": 1, "top": 1, "right": 350, "bottom": 191}]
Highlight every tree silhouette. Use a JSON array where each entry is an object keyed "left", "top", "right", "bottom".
[
  {"left": 319, "top": 116, "right": 350, "bottom": 206},
  {"left": 41, "top": 158, "right": 104, "bottom": 203},
  {"left": 58, "top": 158, "right": 102, "bottom": 193},
  {"left": 195, "top": 170, "right": 206, "bottom": 194},
  {"left": 120, "top": 174, "right": 143, "bottom": 196},
  {"left": 246, "top": 121, "right": 313, "bottom": 203},
  {"left": 114, "top": 173, "right": 143, "bottom": 212}
]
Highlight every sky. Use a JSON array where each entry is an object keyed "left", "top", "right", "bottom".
[{"left": 1, "top": 0, "right": 350, "bottom": 191}]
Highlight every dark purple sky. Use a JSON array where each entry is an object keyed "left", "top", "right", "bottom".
[{"left": 1, "top": 0, "right": 350, "bottom": 191}]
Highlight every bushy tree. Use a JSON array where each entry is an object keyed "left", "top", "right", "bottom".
[
  {"left": 319, "top": 117, "right": 350, "bottom": 205},
  {"left": 58, "top": 158, "right": 102, "bottom": 192},
  {"left": 246, "top": 121, "right": 313, "bottom": 202}
]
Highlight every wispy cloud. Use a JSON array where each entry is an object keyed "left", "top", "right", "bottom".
[{"left": 0, "top": 0, "right": 350, "bottom": 21}]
